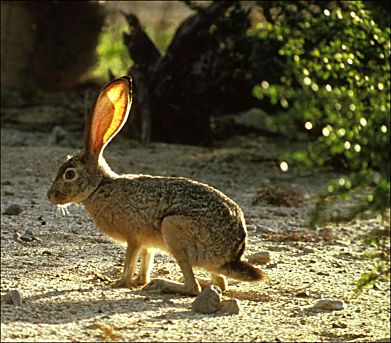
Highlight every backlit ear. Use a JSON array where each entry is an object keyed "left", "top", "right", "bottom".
[{"left": 84, "top": 76, "right": 132, "bottom": 161}]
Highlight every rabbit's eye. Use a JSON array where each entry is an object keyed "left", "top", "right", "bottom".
[{"left": 63, "top": 168, "right": 77, "bottom": 181}]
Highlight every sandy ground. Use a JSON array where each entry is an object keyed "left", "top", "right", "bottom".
[{"left": 1, "top": 129, "right": 390, "bottom": 342}]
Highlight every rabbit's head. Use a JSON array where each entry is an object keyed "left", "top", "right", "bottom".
[{"left": 47, "top": 76, "right": 132, "bottom": 205}]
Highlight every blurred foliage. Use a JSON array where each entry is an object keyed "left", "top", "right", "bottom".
[
  {"left": 251, "top": 1, "right": 390, "bottom": 226},
  {"left": 355, "top": 223, "right": 390, "bottom": 293},
  {"left": 250, "top": 1, "right": 390, "bottom": 290},
  {"left": 93, "top": 16, "right": 175, "bottom": 81},
  {"left": 93, "top": 20, "right": 132, "bottom": 81}
]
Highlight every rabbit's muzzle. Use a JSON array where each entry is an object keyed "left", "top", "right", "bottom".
[{"left": 47, "top": 188, "right": 68, "bottom": 205}]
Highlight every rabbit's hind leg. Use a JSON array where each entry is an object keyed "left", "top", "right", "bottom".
[
  {"left": 211, "top": 274, "right": 227, "bottom": 291},
  {"left": 187, "top": 274, "right": 227, "bottom": 291},
  {"left": 142, "top": 216, "right": 201, "bottom": 296}
]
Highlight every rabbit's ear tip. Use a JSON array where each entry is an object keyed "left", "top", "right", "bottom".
[
  {"left": 119, "top": 75, "right": 132, "bottom": 83},
  {"left": 112, "top": 75, "right": 132, "bottom": 93}
]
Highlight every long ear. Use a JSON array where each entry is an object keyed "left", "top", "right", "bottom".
[{"left": 84, "top": 76, "right": 132, "bottom": 162}]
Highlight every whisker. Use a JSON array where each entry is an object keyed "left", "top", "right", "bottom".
[{"left": 57, "top": 204, "right": 71, "bottom": 216}]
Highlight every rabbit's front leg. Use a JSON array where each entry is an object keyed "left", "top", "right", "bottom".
[
  {"left": 112, "top": 240, "right": 140, "bottom": 288},
  {"left": 134, "top": 248, "right": 155, "bottom": 285}
]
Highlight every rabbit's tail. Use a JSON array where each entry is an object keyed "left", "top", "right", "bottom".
[{"left": 218, "top": 259, "right": 264, "bottom": 281}]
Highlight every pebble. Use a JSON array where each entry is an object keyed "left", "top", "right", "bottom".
[
  {"left": 248, "top": 252, "right": 271, "bottom": 265},
  {"left": 3, "top": 204, "right": 22, "bottom": 215},
  {"left": 302, "top": 247, "right": 316, "bottom": 253},
  {"left": 219, "top": 299, "right": 241, "bottom": 315},
  {"left": 191, "top": 285, "right": 222, "bottom": 314},
  {"left": 266, "top": 263, "right": 278, "bottom": 269},
  {"left": 1, "top": 289, "right": 23, "bottom": 305},
  {"left": 312, "top": 299, "right": 345, "bottom": 311},
  {"left": 13, "top": 231, "right": 40, "bottom": 243},
  {"left": 296, "top": 290, "right": 310, "bottom": 298},
  {"left": 24, "top": 231, "right": 40, "bottom": 242},
  {"left": 20, "top": 233, "right": 35, "bottom": 242}
]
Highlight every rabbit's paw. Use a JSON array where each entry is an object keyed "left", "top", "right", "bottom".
[
  {"left": 111, "top": 277, "right": 133, "bottom": 289},
  {"left": 133, "top": 273, "right": 148, "bottom": 286}
]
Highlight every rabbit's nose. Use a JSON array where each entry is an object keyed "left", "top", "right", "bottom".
[
  {"left": 47, "top": 189, "right": 59, "bottom": 204},
  {"left": 47, "top": 189, "right": 54, "bottom": 202}
]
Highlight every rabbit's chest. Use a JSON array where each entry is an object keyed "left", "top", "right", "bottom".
[{"left": 83, "top": 191, "right": 162, "bottom": 242}]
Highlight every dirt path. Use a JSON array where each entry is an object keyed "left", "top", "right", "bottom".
[{"left": 1, "top": 129, "right": 390, "bottom": 342}]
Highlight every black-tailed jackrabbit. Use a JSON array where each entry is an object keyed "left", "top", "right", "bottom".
[{"left": 47, "top": 76, "right": 264, "bottom": 295}]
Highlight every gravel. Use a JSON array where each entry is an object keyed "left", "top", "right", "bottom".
[{"left": 1, "top": 129, "right": 390, "bottom": 342}]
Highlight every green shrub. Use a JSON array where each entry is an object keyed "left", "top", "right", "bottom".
[{"left": 252, "top": 1, "right": 390, "bottom": 225}]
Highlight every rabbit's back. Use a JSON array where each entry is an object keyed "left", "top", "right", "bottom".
[{"left": 83, "top": 175, "right": 247, "bottom": 260}]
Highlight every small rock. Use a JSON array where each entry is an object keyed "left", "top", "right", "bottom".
[
  {"left": 191, "top": 285, "right": 222, "bottom": 314},
  {"left": 13, "top": 231, "right": 40, "bottom": 243},
  {"left": 1, "top": 289, "right": 22, "bottom": 305},
  {"left": 41, "top": 250, "right": 52, "bottom": 256},
  {"left": 20, "top": 231, "right": 40, "bottom": 242},
  {"left": 1, "top": 293, "right": 13, "bottom": 304},
  {"left": 248, "top": 252, "right": 271, "bottom": 265},
  {"left": 296, "top": 290, "right": 310, "bottom": 298},
  {"left": 302, "top": 247, "right": 316, "bottom": 253},
  {"left": 312, "top": 299, "right": 345, "bottom": 311},
  {"left": 20, "top": 234, "right": 34, "bottom": 242},
  {"left": 219, "top": 299, "right": 241, "bottom": 314},
  {"left": 3, "top": 204, "right": 22, "bottom": 215},
  {"left": 235, "top": 107, "right": 275, "bottom": 132},
  {"left": 266, "top": 263, "right": 278, "bottom": 269}
]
